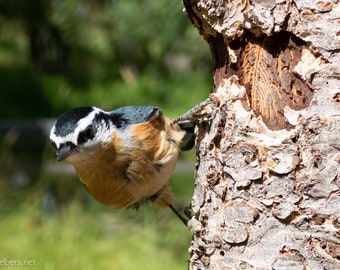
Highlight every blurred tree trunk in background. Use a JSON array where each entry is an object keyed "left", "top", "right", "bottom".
[{"left": 183, "top": 0, "right": 340, "bottom": 269}]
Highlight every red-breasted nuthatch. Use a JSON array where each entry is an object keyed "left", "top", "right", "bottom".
[{"left": 49, "top": 104, "right": 206, "bottom": 224}]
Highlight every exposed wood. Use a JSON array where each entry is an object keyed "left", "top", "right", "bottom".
[{"left": 234, "top": 31, "right": 314, "bottom": 130}]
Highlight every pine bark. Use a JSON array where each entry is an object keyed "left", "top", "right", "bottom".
[{"left": 183, "top": 0, "right": 340, "bottom": 269}]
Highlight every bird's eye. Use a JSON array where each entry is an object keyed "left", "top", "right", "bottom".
[
  {"left": 85, "top": 125, "right": 95, "bottom": 139},
  {"left": 77, "top": 125, "right": 96, "bottom": 144}
]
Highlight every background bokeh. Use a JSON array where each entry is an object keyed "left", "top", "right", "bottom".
[{"left": 0, "top": 1, "right": 212, "bottom": 269}]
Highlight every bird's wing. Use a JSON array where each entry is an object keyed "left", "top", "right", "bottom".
[{"left": 108, "top": 106, "right": 162, "bottom": 127}]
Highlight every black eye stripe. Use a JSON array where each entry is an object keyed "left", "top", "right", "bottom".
[{"left": 77, "top": 125, "right": 96, "bottom": 144}]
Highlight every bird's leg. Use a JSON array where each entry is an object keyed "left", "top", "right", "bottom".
[
  {"left": 183, "top": 204, "right": 194, "bottom": 220},
  {"left": 168, "top": 204, "right": 189, "bottom": 226},
  {"left": 168, "top": 98, "right": 213, "bottom": 225},
  {"left": 171, "top": 97, "right": 213, "bottom": 125}
]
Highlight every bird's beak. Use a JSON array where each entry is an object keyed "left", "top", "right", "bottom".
[{"left": 56, "top": 142, "right": 76, "bottom": 161}]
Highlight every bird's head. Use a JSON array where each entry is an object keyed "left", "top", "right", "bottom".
[{"left": 49, "top": 107, "right": 113, "bottom": 162}]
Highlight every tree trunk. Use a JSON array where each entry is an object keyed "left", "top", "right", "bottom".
[{"left": 183, "top": 0, "right": 340, "bottom": 269}]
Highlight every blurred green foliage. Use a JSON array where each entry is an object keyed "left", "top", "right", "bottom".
[
  {"left": 0, "top": 0, "right": 212, "bottom": 118},
  {"left": 0, "top": 0, "right": 212, "bottom": 269},
  {"left": 0, "top": 170, "right": 194, "bottom": 269}
]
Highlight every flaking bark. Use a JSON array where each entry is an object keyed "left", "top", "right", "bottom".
[{"left": 183, "top": 0, "right": 340, "bottom": 269}]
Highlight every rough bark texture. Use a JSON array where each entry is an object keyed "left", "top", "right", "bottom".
[{"left": 183, "top": 0, "right": 340, "bottom": 269}]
